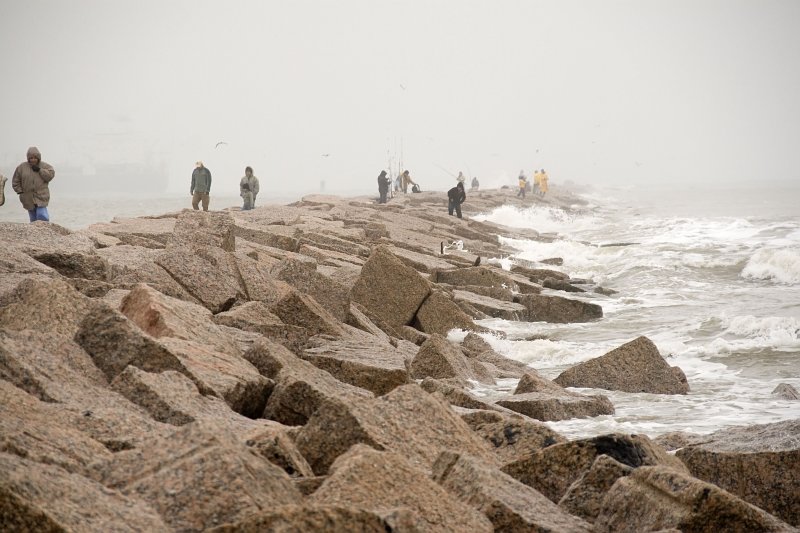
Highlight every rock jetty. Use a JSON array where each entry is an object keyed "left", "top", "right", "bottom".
[{"left": 1, "top": 187, "right": 796, "bottom": 531}]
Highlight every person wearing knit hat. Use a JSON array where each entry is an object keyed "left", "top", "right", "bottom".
[
  {"left": 456, "top": 171, "right": 466, "bottom": 183},
  {"left": 190, "top": 161, "right": 212, "bottom": 211},
  {"left": 12, "top": 147, "right": 55, "bottom": 222}
]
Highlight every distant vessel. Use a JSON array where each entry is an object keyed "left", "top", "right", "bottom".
[{"left": 52, "top": 162, "right": 168, "bottom": 197}]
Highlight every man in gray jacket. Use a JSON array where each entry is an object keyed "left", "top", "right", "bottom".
[
  {"left": 12, "top": 147, "right": 55, "bottom": 222},
  {"left": 190, "top": 161, "right": 212, "bottom": 211}
]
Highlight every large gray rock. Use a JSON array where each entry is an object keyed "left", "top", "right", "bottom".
[
  {"left": 244, "top": 338, "right": 373, "bottom": 426},
  {"left": 772, "top": 383, "right": 800, "bottom": 400},
  {"left": 496, "top": 389, "right": 615, "bottom": 422},
  {"left": 232, "top": 252, "right": 293, "bottom": 305},
  {"left": 0, "top": 329, "right": 174, "bottom": 452},
  {"left": 558, "top": 454, "right": 634, "bottom": 522},
  {"left": 271, "top": 257, "right": 351, "bottom": 322},
  {"left": 0, "top": 379, "right": 112, "bottom": 476},
  {"left": 0, "top": 221, "right": 96, "bottom": 256},
  {"left": 213, "top": 300, "right": 310, "bottom": 353},
  {"left": 514, "top": 369, "right": 573, "bottom": 395},
  {"left": 209, "top": 504, "right": 398, "bottom": 532},
  {"left": 452, "top": 289, "right": 526, "bottom": 320},
  {"left": 157, "top": 337, "right": 272, "bottom": 419},
  {"left": 502, "top": 433, "right": 687, "bottom": 503},
  {"left": 514, "top": 293, "right": 603, "bottom": 323},
  {"left": 350, "top": 245, "right": 431, "bottom": 330},
  {"left": 234, "top": 218, "right": 300, "bottom": 252},
  {"left": 0, "top": 247, "right": 57, "bottom": 276},
  {"left": 420, "top": 377, "right": 503, "bottom": 411},
  {"left": 675, "top": 419, "right": 800, "bottom": 526},
  {"left": 87, "top": 216, "right": 176, "bottom": 245},
  {"left": 295, "top": 384, "right": 496, "bottom": 475},
  {"left": 74, "top": 304, "right": 191, "bottom": 382},
  {"left": 432, "top": 266, "right": 517, "bottom": 290},
  {"left": 168, "top": 209, "right": 235, "bottom": 251},
  {"left": 0, "top": 452, "right": 169, "bottom": 533},
  {"left": 30, "top": 250, "right": 111, "bottom": 281},
  {"left": 468, "top": 415, "right": 567, "bottom": 465},
  {"left": 414, "top": 290, "right": 481, "bottom": 335},
  {"left": 89, "top": 422, "right": 303, "bottom": 532},
  {"left": 432, "top": 451, "right": 592, "bottom": 532},
  {"left": 0, "top": 277, "right": 99, "bottom": 338},
  {"left": 593, "top": 465, "right": 795, "bottom": 533},
  {"left": 410, "top": 334, "right": 479, "bottom": 383},
  {"left": 302, "top": 334, "right": 410, "bottom": 395},
  {"left": 156, "top": 245, "right": 242, "bottom": 313},
  {"left": 554, "top": 336, "right": 690, "bottom": 394},
  {"left": 121, "top": 283, "right": 240, "bottom": 356},
  {"left": 311, "top": 445, "right": 493, "bottom": 532},
  {"left": 269, "top": 287, "right": 346, "bottom": 337}
]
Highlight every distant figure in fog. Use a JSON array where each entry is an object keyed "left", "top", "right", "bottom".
[
  {"left": 12, "top": 147, "right": 55, "bottom": 222},
  {"left": 517, "top": 170, "right": 527, "bottom": 199},
  {"left": 532, "top": 170, "right": 541, "bottom": 195},
  {"left": 377, "top": 170, "right": 390, "bottom": 204},
  {"left": 0, "top": 173, "right": 7, "bottom": 206},
  {"left": 538, "top": 168, "right": 549, "bottom": 197},
  {"left": 239, "top": 166, "right": 260, "bottom": 210},
  {"left": 190, "top": 161, "right": 212, "bottom": 211},
  {"left": 457, "top": 171, "right": 466, "bottom": 184},
  {"left": 400, "top": 170, "right": 417, "bottom": 193},
  {"left": 471, "top": 176, "right": 479, "bottom": 190},
  {"left": 447, "top": 181, "right": 466, "bottom": 218}
]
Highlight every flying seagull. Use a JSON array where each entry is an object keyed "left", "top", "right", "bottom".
[
  {"left": 215, "top": 141, "right": 228, "bottom": 149},
  {"left": 321, "top": 153, "right": 330, "bottom": 157}
]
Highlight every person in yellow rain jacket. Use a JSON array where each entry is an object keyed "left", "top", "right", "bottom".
[
  {"left": 532, "top": 170, "right": 541, "bottom": 195},
  {"left": 516, "top": 171, "right": 527, "bottom": 199},
  {"left": 538, "top": 169, "right": 549, "bottom": 197}
]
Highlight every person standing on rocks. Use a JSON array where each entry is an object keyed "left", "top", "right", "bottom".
[
  {"left": 377, "top": 170, "right": 390, "bottom": 204},
  {"left": 0, "top": 172, "right": 7, "bottom": 206},
  {"left": 447, "top": 180, "right": 466, "bottom": 218},
  {"left": 517, "top": 170, "right": 527, "bottom": 199},
  {"left": 538, "top": 168, "right": 549, "bottom": 197},
  {"left": 239, "top": 166, "right": 260, "bottom": 210},
  {"left": 190, "top": 161, "right": 212, "bottom": 211},
  {"left": 471, "top": 176, "right": 479, "bottom": 190},
  {"left": 12, "top": 146, "right": 55, "bottom": 222}
]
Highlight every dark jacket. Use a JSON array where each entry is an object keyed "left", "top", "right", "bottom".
[
  {"left": 448, "top": 183, "right": 466, "bottom": 204},
  {"left": 191, "top": 166, "right": 212, "bottom": 194},
  {"left": 377, "top": 171, "right": 389, "bottom": 192},
  {"left": 12, "top": 147, "right": 55, "bottom": 210}
]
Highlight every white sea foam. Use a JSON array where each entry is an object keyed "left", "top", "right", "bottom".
[
  {"left": 741, "top": 247, "right": 800, "bottom": 284},
  {"left": 473, "top": 204, "right": 600, "bottom": 235}
]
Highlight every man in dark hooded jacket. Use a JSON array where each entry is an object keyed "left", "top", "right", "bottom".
[
  {"left": 447, "top": 181, "right": 466, "bottom": 218},
  {"left": 12, "top": 147, "right": 55, "bottom": 222},
  {"left": 377, "top": 170, "right": 390, "bottom": 204}
]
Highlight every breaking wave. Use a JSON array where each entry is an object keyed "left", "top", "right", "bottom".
[{"left": 741, "top": 247, "right": 800, "bottom": 284}]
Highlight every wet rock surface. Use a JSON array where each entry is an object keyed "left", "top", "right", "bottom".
[{"left": 0, "top": 187, "right": 793, "bottom": 531}]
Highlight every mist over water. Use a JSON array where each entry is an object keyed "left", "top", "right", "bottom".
[{"left": 469, "top": 184, "right": 800, "bottom": 438}]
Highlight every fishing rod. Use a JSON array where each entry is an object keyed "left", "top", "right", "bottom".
[{"left": 432, "top": 163, "right": 457, "bottom": 177}]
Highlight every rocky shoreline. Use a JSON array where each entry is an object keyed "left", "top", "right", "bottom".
[{"left": 1, "top": 187, "right": 797, "bottom": 531}]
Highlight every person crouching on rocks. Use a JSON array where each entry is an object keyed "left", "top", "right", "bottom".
[
  {"left": 239, "top": 166, "right": 260, "bottom": 210},
  {"left": 447, "top": 181, "right": 466, "bottom": 219},
  {"left": 12, "top": 146, "right": 55, "bottom": 222}
]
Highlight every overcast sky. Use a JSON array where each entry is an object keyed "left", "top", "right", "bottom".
[{"left": 1, "top": 0, "right": 798, "bottom": 196}]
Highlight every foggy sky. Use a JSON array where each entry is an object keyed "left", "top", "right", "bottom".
[{"left": 1, "top": 0, "right": 798, "bottom": 197}]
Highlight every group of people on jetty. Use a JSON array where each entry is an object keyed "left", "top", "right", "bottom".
[
  {"left": 517, "top": 169, "right": 549, "bottom": 199},
  {"left": 377, "top": 166, "right": 550, "bottom": 218},
  {"left": 1, "top": 145, "right": 549, "bottom": 225},
  {"left": 0, "top": 149, "right": 263, "bottom": 222}
]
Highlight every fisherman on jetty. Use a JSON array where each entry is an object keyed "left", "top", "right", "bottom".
[
  {"left": 517, "top": 170, "right": 527, "bottom": 199},
  {"left": 190, "top": 161, "right": 212, "bottom": 211},
  {"left": 400, "top": 170, "right": 417, "bottom": 193},
  {"left": 12, "top": 147, "right": 55, "bottom": 222},
  {"left": 377, "top": 170, "right": 390, "bottom": 204},
  {"left": 447, "top": 180, "right": 466, "bottom": 218},
  {"left": 239, "top": 166, "right": 260, "bottom": 210},
  {"left": 471, "top": 176, "right": 479, "bottom": 190},
  {"left": 538, "top": 168, "right": 549, "bottom": 197},
  {"left": 0, "top": 173, "right": 7, "bottom": 206}
]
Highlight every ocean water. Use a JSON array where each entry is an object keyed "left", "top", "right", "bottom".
[{"left": 467, "top": 183, "right": 800, "bottom": 439}]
